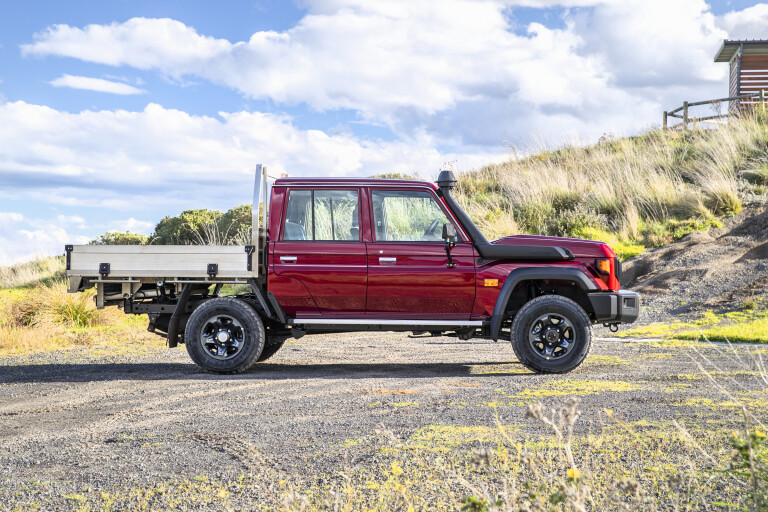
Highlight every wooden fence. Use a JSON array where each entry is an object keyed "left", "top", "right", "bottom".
[{"left": 663, "top": 90, "right": 766, "bottom": 129}]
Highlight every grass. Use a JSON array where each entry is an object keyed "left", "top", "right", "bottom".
[
  {"left": 444, "top": 113, "right": 768, "bottom": 260},
  {"left": 620, "top": 306, "right": 768, "bottom": 344},
  {"left": 0, "top": 281, "right": 156, "bottom": 356},
  {"left": 0, "top": 255, "right": 64, "bottom": 289}
]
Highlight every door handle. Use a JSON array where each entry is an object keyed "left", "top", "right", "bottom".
[
  {"left": 280, "top": 256, "right": 297, "bottom": 263},
  {"left": 379, "top": 257, "right": 396, "bottom": 264}
]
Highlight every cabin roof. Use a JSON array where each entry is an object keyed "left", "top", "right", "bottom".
[{"left": 715, "top": 39, "right": 768, "bottom": 62}]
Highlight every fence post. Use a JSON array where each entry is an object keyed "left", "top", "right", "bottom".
[
  {"left": 683, "top": 101, "right": 689, "bottom": 130},
  {"left": 663, "top": 111, "right": 668, "bottom": 129},
  {"left": 761, "top": 89, "right": 765, "bottom": 113}
]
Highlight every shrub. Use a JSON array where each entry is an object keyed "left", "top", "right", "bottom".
[{"left": 29, "top": 281, "right": 105, "bottom": 328}]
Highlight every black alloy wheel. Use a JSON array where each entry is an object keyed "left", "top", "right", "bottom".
[
  {"left": 510, "top": 295, "right": 592, "bottom": 374},
  {"left": 185, "top": 297, "right": 265, "bottom": 374}
]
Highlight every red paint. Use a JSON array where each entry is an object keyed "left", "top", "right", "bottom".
[
  {"left": 366, "top": 242, "right": 476, "bottom": 319},
  {"left": 267, "top": 177, "right": 619, "bottom": 320}
]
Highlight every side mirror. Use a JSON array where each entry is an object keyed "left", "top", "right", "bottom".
[
  {"left": 442, "top": 222, "right": 456, "bottom": 242},
  {"left": 442, "top": 223, "right": 456, "bottom": 268}
]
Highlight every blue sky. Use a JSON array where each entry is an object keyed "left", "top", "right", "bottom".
[{"left": 1, "top": 0, "right": 766, "bottom": 264}]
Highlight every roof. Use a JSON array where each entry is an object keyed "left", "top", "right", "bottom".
[
  {"left": 715, "top": 39, "right": 768, "bottom": 62},
  {"left": 274, "top": 177, "right": 437, "bottom": 189}
]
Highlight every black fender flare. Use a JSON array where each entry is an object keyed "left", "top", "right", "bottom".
[{"left": 489, "top": 267, "right": 598, "bottom": 341}]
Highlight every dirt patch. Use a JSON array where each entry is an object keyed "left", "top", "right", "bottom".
[{"left": 623, "top": 206, "right": 768, "bottom": 322}]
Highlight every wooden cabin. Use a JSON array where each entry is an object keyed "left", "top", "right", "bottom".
[{"left": 714, "top": 39, "right": 768, "bottom": 113}]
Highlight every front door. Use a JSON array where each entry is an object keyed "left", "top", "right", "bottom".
[
  {"left": 365, "top": 188, "right": 476, "bottom": 319},
  {"left": 272, "top": 187, "right": 367, "bottom": 317}
]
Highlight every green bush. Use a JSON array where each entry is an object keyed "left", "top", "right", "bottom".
[{"left": 90, "top": 232, "right": 149, "bottom": 245}]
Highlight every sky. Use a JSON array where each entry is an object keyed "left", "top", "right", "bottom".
[{"left": 1, "top": 0, "right": 767, "bottom": 264}]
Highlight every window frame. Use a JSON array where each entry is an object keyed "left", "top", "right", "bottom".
[
  {"left": 279, "top": 187, "right": 363, "bottom": 243},
  {"left": 367, "top": 186, "right": 466, "bottom": 244}
]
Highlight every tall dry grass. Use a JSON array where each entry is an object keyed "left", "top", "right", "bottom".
[
  {"left": 0, "top": 256, "right": 64, "bottom": 289},
  {"left": 453, "top": 113, "right": 768, "bottom": 258},
  {"left": 0, "top": 280, "right": 139, "bottom": 355}
]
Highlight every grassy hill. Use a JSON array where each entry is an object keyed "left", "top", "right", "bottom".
[{"left": 451, "top": 112, "right": 767, "bottom": 259}]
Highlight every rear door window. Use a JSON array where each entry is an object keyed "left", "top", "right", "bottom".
[{"left": 283, "top": 189, "right": 360, "bottom": 241}]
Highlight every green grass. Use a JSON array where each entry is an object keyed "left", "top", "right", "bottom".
[{"left": 620, "top": 308, "right": 768, "bottom": 343}]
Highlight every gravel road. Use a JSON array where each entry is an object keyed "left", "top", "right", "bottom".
[{"left": 1, "top": 330, "right": 766, "bottom": 509}]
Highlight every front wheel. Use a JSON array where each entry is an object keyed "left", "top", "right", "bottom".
[
  {"left": 185, "top": 297, "right": 265, "bottom": 374},
  {"left": 510, "top": 295, "right": 592, "bottom": 374}
]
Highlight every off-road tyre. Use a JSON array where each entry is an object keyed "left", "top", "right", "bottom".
[
  {"left": 184, "top": 297, "right": 265, "bottom": 374},
  {"left": 510, "top": 295, "right": 592, "bottom": 374},
  {"left": 257, "top": 339, "right": 286, "bottom": 362}
]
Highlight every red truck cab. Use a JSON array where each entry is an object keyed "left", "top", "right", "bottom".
[{"left": 251, "top": 171, "right": 638, "bottom": 374}]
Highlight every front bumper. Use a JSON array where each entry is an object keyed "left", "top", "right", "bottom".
[{"left": 587, "top": 290, "right": 640, "bottom": 324}]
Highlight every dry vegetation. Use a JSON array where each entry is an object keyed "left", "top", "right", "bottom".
[
  {"left": 451, "top": 113, "right": 768, "bottom": 259},
  {"left": 0, "top": 256, "right": 154, "bottom": 356}
]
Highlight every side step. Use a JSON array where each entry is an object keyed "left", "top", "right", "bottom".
[{"left": 290, "top": 318, "right": 483, "bottom": 332}]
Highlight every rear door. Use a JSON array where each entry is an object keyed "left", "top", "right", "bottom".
[
  {"left": 365, "top": 187, "right": 476, "bottom": 319},
  {"left": 272, "top": 187, "right": 367, "bottom": 317}
]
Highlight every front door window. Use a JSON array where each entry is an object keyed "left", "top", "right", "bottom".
[{"left": 371, "top": 190, "right": 452, "bottom": 242}]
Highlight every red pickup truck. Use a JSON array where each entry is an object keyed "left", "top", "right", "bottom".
[{"left": 66, "top": 167, "right": 639, "bottom": 375}]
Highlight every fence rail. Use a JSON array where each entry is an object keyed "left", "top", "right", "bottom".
[{"left": 664, "top": 90, "right": 766, "bottom": 129}]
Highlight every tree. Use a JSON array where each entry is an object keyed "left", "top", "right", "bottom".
[
  {"left": 150, "top": 209, "right": 222, "bottom": 245},
  {"left": 89, "top": 232, "right": 150, "bottom": 245}
]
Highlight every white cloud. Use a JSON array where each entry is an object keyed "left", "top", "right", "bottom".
[
  {"left": 0, "top": 212, "right": 89, "bottom": 266},
  {"left": 0, "top": 100, "right": 502, "bottom": 210},
  {"left": 109, "top": 218, "right": 156, "bottom": 233},
  {"left": 20, "top": 0, "right": 756, "bottom": 145},
  {"left": 717, "top": 3, "right": 768, "bottom": 39},
  {"left": 49, "top": 74, "right": 146, "bottom": 95}
]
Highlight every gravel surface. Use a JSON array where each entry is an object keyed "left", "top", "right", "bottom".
[{"left": 1, "top": 331, "right": 766, "bottom": 508}]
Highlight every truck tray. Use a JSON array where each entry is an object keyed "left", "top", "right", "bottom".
[{"left": 66, "top": 245, "right": 257, "bottom": 280}]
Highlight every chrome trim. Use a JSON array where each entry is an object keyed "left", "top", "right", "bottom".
[
  {"left": 291, "top": 319, "right": 483, "bottom": 326},
  {"left": 280, "top": 256, "right": 297, "bottom": 262},
  {"left": 378, "top": 257, "right": 396, "bottom": 264}
]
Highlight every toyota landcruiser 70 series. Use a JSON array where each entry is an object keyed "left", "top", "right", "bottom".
[{"left": 66, "top": 165, "right": 640, "bottom": 374}]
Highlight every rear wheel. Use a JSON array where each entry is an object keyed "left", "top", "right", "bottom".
[
  {"left": 510, "top": 295, "right": 592, "bottom": 374},
  {"left": 185, "top": 297, "right": 265, "bottom": 374},
  {"left": 256, "top": 339, "right": 286, "bottom": 362}
]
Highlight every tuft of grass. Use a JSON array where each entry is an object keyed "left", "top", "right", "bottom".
[
  {"left": 30, "top": 282, "right": 104, "bottom": 328},
  {"left": 743, "top": 163, "right": 768, "bottom": 185}
]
